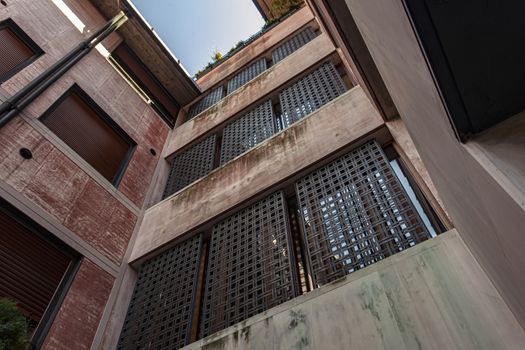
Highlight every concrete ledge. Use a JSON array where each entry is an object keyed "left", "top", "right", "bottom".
[
  {"left": 132, "top": 86, "right": 383, "bottom": 261},
  {"left": 164, "top": 33, "right": 336, "bottom": 158},
  {"left": 195, "top": 6, "right": 315, "bottom": 91},
  {"left": 183, "top": 229, "right": 525, "bottom": 349}
]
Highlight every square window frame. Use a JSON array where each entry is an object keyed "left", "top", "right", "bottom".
[
  {"left": 0, "top": 197, "right": 82, "bottom": 350},
  {"left": 110, "top": 42, "right": 181, "bottom": 128},
  {"left": 0, "top": 18, "right": 44, "bottom": 83},
  {"left": 39, "top": 84, "right": 137, "bottom": 186}
]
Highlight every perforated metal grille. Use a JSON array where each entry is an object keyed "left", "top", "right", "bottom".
[
  {"left": 220, "top": 100, "right": 275, "bottom": 165},
  {"left": 200, "top": 191, "right": 298, "bottom": 338},
  {"left": 163, "top": 135, "right": 217, "bottom": 198},
  {"left": 279, "top": 61, "right": 346, "bottom": 128},
  {"left": 117, "top": 234, "right": 202, "bottom": 350},
  {"left": 187, "top": 85, "right": 224, "bottom": 119},
  {"left": 272, "top": 27, "right": 317, "bottom": 64},
  {"left": 227, "top": 57, "right": 267, "bottom": 94},
  {"left": 295, "top": 140, "right": 430, "bottom": 287}
]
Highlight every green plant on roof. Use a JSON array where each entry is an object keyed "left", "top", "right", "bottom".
[
  {"left": 270, "top": 0, "right": 301, "bottom": 18},
  {"left": 211, "top": 49, "right": 223, "bottom": 62},
  {"left": 0, "top": 298, "right": 30, "bottom": 350},
  {"left": 194, "top": 2, "right": 301, "bottom": 79}
]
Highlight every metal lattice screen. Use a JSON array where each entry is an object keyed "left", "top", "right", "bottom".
[
  {"left": 200, "top": 191, "right": 298, "bottom": 338},
  {"left": 163, "top": 134, "right": 217, "bottom": 199},
  {"left": 117, "top": 234, "right": 202, "bottom": 350},
  {"left": 295, "top": 140, "right": 430, "bottom": 287},
  {"left": 219, "top": 100, "right": 275, "bottom": 165},
  {"left": 279, "top": 61, "right": 346, "bottom": 129},
  {"left": 227, "top": 57, "right": 267, "bottom": 95},
  {"left": 272, "top": 27, "right": 317, "bottom": 64},
  {"left": 187, "top": 85, "right": 224, "bottom": 119}
]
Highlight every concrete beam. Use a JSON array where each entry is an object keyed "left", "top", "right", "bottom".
[
  {"left": 132, "top": 86, "right": 383, "bottom": 261},
  {"left": 182, "top": 230, "right": 525, "bottom": 350},
  {"left": 164, "top": 33, "right": 335, "bottom": 158},
  {"left": 195, "top": 6, "right": 315, "bottom": 91}
]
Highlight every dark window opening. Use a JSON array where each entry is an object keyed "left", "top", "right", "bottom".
[
  {"left": 383, "top": 145, "right": 446, "bottom": 235},
  {"left": 40, "top": 85, "right": 136, "bottom": 185},
  {"left": 0, "top": 18, "right": 43, "bottom": 83},
  {"left": 0, "top": 198, "right": 80, "bottom": 349},
  {"left": 404, "top": 1, "right": 525, "bottom": 138},
  {"left": 110, "top": 43, "right": 181, "bottom": 127}
]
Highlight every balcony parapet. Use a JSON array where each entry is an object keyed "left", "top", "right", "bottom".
[
  {"left": 164, "top": 33, "right": 336, "bottom": 158},
  {"left": 195, "top": 6, "right": 315, "bottom": 91},
  {"left": 132, "top": 86, "right": 383, "bottom": 262},
  {"left": 180, "top": 229, "right": 525, "bottom": 350}
]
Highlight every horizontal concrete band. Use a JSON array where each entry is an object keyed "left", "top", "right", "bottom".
[
  {"left": 182, "top": 229, "right": 525, "bottom": 350},
  {"left": 164, "top": 33, "right": 336, "bottom": 158},
  {"left": 195, "top": 6, "right": 315, "bottom": 92},
  {"left": 132, "top": 86, "right": 383, "bottom": 261}
]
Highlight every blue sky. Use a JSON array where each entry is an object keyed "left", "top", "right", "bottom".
[{"left": 131, "top": 0, "right": 265, "bottom": 76}]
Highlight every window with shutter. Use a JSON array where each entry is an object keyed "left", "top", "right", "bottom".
[
  {"left": 40, "top": 85, "right": 136, "bottom": 185},
  {"left": 0, "top": 198, "right": 79, "bottom": 348},
  {"left": 0, "top": 19, "right": 43, "bottom": 83},
  {"left": 110, "top": 43, "right": 180, "bottom": 127}
]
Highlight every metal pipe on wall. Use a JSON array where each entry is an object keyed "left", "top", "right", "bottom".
[{"left": 0, "top": 11, "right": 128, "bottom": 128}]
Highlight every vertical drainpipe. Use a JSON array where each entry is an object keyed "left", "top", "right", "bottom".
[{"left": 0, "top": 11, "right": 129, "bottom": 128}]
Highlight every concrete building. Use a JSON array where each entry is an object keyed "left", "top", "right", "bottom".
[{"left": 0, "top": 0, "right": 524, "bottom": 349}]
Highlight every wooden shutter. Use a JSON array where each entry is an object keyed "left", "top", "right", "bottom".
[
  {"left": 112, "top": 44, "right": 180, "bottom": 125},
  {"left": 0, "top": 209, "right": 72, "bottom": 322},
  {"left": 41, "top": 88, "right": 134, "bottom": 184},
  {"left": 0, "top": 20, "right": 38, "bottom": 82}
]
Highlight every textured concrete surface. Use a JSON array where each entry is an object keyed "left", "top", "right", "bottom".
[
  {"left": 0, "top": 0, "right": 169, "bottom": 209},
  {"left": 164, "top": 33, "right": 335, "bottom": 157},
  {"left": 195, "top": 6, "right": 315, "bottom": 91},
  {"left": 0, "top": 2, "right": 169, "bottom": 349},
  {"left": 41, "top": 259, "right": 114, "bottom": 350},
  {"left": 183, "top": 230, "right": 525, "bottom": 350},
  {"left": 341, "top": 0, "right": 525, "bottom": 327},
  {"left": 132, "top": 86, "right": 383, "bottom": 261},
  {"left": 0, "top": 0, "right": 169, "bottom": 268}
]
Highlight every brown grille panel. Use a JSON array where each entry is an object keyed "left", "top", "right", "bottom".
[
  {"left": 227, "top": 57, "right": 267, "bottom": 95},
  {"left": 163, "top": 134, "right": 217, "bottom": 198},
  {"left": 278, "top": 61, "right": 346, "bottom": 129},
  {"left": 295, "top": 140, "right": 430, "bottom": 287},
  {"left": 200, "top": 191, "right": 298, "bottom": 338},
  {"left": 272, "top": 27, "right": 317, "bottom": 64},
  {"left": 187, "top": 86, "right": 224, "bottom": 119},
  {"left": 219, "top": 100, "right": 275, "bottom": 165},
  {"left": 117, "top": 234, "right": 202, "bottom": 350}
]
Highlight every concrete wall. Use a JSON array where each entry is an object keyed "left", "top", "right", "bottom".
[
  {"left": 183, "top": 230, "right": 525, "bottom": 350},
  {"left": 340, "top": 0, "right": 525, "bottom": 327},
  {"left": 0, "top": 0, "right": 169, "bottom": 348},
  {"left": 165, "top": 33, "right": 335, "bottom": 157},
  {"left": 195, "top": 6, "right": 314, "bottom": 92},
  {"left": 132, "top": 86, "right": 384, "bottom": 262}
]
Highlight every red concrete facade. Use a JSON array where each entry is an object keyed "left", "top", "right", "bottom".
[
  {"left": 0, "top": 120, "right": 136, "bottom": 265},
  {"left": 0, "top": 1, "right": 452, "bottom": 349},
  {"left": 41, "top": 259, "right": 114, "bottom": 350},
  {"left": 0, "top": 0, "right": 171, "bottom": 348}
]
